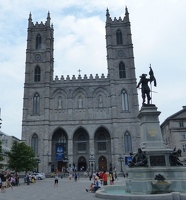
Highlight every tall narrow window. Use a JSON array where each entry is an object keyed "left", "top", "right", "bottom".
[
  {"left": 33, "top": 93, "right": 40, "bottom": 114},
  {"left": 97, "top": 133, "right": 106, "bottom": 151},
  {"left": 36, "top": 34, "right": 42, "bottom": 49},
  {"left": 31, "top": 134, "right": 38, "bottom": 155},
  {"left": 121, "top": 90, "right": 129, "bottom": 111},
  {"left": 119, "top": 62, "right": 126, "bottom": 78},
  {"left": 78, "top": 133, "right": 86, "bottom": 151},
  {"left": 124, "top": 132, "right": 132, "bottom": 153},
  {"left": 34, "top": 66, "right": 41, "bottom": 82},
  {"left": 116, "top": 29, "right": 123, "bottom": 45}
]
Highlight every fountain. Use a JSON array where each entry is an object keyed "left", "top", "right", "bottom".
[{"left": 96, "top": 71, "right": 186, "bottom": 200}]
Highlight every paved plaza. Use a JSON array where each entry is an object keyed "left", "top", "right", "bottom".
[{"left": 0, "top": 176, "right": 125, "bottom": 200}]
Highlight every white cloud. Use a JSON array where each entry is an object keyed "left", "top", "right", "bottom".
[{"left": 0, "top": 0, "right": 186, "bottom": 139}]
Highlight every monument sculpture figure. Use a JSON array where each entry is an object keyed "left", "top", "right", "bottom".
[
  {"left": 136, "top": 66, "right": 157, "bottom": 105},
  {"left": 169, "top": 149, "right": 184, "bottom": 166},
  {"left": 128, "top": 148, "right": 148, "bottom": 167}
]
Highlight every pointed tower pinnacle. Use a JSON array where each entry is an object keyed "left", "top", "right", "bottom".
[
  {"left": 28, "top": 12, "right": 32, "bottom": 28},
  {"left": 124, "top": 6, "right": 130, "bottom": 22},
  {"left": 125, "top": 6, "right": 129, "bottom": 15},
  {"left": 47, "top": 11, "right": 51, "bottom": 26},
  {"left": 106, "top": 8, "right": 110, "bottom": 21}
]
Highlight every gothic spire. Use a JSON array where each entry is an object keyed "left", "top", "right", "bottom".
[
  {"left": 124, "top": 6, "right": 130, "bottom": 22},
  {"left": 47, "top": 11, "right": 51, "bottom": 26},
  {"left": 28, "top": 12, "right": 32, "bottom": 28},
  {"left": 106, "top": 8, "right": 110, "bottom": 21}
]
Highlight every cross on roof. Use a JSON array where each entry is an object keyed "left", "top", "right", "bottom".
[{"left": 78, "top": 69, "right": 81, "bottom": 75}]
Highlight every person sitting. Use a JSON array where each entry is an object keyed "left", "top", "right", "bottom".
[{"left": 85, "top": 176, "right": 101, "bottom": 193}]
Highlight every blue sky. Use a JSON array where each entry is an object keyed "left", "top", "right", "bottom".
[{"left": 0, "top": 0, "right": 186, "bottom": 139}]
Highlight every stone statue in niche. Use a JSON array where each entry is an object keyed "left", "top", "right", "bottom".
[
  {"left": 128, "top": 148, "right": 148, "bottom": 167},
  {"left": 98, "top": 95, "right": 103, "bottom": 107},
  {"left": 58, "top": 97, "right": 62, "bottom": 109},
  {"left": 78, "top": 96, "right": 83, "bottom": 108}
]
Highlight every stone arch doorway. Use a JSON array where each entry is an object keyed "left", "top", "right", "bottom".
[
  {"left": 73, "top": 127, "right": 89, "bottom": 170},
  {"left": 78, "top": 156, "right": 87, "bottom": 171},
  {"left": 98, "top": 156, "right": 107, "bottom": 171},
  {"left": 52, "top": 128, "right": 68, "bottom": 172},
  {"left": 94, "top": 126, "right": 111, "bottom": 171}
]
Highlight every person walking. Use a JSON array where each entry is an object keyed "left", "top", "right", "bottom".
[
  {"left": 103, "top": 171, "right": 108, "bottom": 185},
  {"left": 54, "top": 173, "right": 59, "bottom": 187},
  {"left": 1, "top": 171, "right": 7, "bottom": 193}
]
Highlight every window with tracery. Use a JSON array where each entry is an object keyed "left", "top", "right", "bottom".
[
  {"left": 34, "top": 66, "right": 41, "bottom": 82},
  {"left": 119, "top": 62, "right": 126, "bottom": 78},
  {"left": 116, "top": 29, "right": 123, "bottom": 45},
  {"left": 124, "top": 132, "right": 132, "bottom": 153},
  {"left": 121, "top": 90, "right": 129, "bottom": 111},
  {"left": 33, "top": 93, "right": 40, "bottom": 114},
  {"left": 36, "top": 34, "right": 42, "bottom": 49},
  {"left": 97, "top": 133, "right": 106, "bottom": 151},
  {"left": 78, "top": 133, "right": 86, "bottom": 151},
  {"left": 31, "top": 134, "right": 38, "bottom": 155}
]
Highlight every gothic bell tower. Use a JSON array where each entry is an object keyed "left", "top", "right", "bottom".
[
  {"left": 22, "top": 12, "right": 54, "bottom": 143},
  {"left": 25, "top": 12, "right": 54, "bottom": 84},
  {"left": 105, "top": 7, "right": 139, "bottom": 117}
]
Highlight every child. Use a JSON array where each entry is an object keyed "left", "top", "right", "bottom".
[{"left": 54, "top": 173, "right": 59, "bottom": 187}]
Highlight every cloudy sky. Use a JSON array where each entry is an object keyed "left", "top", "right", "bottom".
[{"left": 0, "top": 0, "right": 186, "bottom": 139}]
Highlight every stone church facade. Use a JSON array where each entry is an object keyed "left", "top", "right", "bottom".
[{"left": 21, "top": 8, "right": 140, "bottom": 173}]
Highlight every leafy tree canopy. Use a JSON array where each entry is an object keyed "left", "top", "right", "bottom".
[{"left": 7, "top": 141, "right": 37, "bottom": 172}]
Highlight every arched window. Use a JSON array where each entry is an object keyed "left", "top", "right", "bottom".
[
  {"left": 97, "top": 133, "right": 106, "bottom": 151},
  {"left": 78, "top": 133, "right": 86, "bottom": 151},
  {"left": 116, "top": 29, "right": 123, "bottom": 45},
  {"left": 34, "top": 66, "right": 41, "bottom": 82},
  {"left": 33, "top": 93, "right": 40, "bottom": 114},
  {"left": 36, "top": 34, "right": 42, "bottom": 49},
  {"left": 31, "top": 134, "right": 38, "bottom": 155},
  {"left": 119, "top": 62, "right": 126, "bottom": 78},
  {"left": 121, "top": 90, "right": 129, "bottom": 111},
  {"left": 124, "top": 132, "right": 132, "bottom": 153}
]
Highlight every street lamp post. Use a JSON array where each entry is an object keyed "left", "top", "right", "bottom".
[
  {"left": 118, "top": 155, "right": 124, "bottom": 172},
  {"left": 89, "top": 154, "right": 95, "bottom": 175},
  {"left": 36, "top": 155, "right": 41, "bottom": 172}
]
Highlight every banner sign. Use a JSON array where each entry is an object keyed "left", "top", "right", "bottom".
[
  {"left": 125, "top": 156, "right": 132, "bottom": 166},
  {"left": 55, "top": 143, "right": 64, "bottom": 161}
]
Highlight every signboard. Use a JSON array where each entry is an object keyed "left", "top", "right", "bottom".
[
  {"left": 125, "top": 156, "right": 132, "bottom": 166},
  {"left": 55, "top": 143, "right": 64, "bottom": 161}
]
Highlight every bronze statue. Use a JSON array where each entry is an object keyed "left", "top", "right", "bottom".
[
  {"left": 137, "top": 74, "right": 151, "bottom": 104},
  {"left": 137, "top": 66, "right": 157, "bottom": 105},
  {"left": 128, "top": 148, "right": 148, "bottom": 167},
  {"left": 169, "top": 149, "right": 184, "bottom": 166}
]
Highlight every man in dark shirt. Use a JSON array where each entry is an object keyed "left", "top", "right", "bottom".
[{"left": 1, "top": 171, "right": 7, "bottom": 193}]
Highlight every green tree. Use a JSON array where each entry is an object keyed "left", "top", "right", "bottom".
[
  {"left": 7, "top": 141, "right": 37, "bottom": 172},
  {"left": 0, "top": 140, "right": 4, "bottom": 169}
]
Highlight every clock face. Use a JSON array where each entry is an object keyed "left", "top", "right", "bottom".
[
  {"left": 35, "top": 54, "right": 41, "bottom": 61},
  {"left": 117, "top": 50, "right": 124, "bottom": 58}
]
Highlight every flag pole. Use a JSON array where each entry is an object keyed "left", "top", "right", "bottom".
[{"left": 150, "top": 63, "right": 152, "bottom": 104}]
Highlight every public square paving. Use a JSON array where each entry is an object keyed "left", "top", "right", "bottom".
[{"left": 0, "top": 176, "right": 125, "bottom": 200}]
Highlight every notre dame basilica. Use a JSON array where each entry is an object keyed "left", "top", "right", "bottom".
[{"left": 21, "top": 7, "right": 140, "bottom": 173}]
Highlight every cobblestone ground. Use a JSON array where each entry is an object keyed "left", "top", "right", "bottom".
[{"left": 0, "top": 177, "right": 125, "bottom": 200}]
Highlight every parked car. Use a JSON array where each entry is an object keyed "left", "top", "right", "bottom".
[{"left": 32, "top": 173, "right": 45, "bottom": 180}]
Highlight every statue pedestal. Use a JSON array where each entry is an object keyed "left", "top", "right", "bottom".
[{"left": 126, "top": 104, "right": 186, "bottom": 194}]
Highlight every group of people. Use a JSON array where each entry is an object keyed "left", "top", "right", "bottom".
[
  {"left": 86, "top": 171, "right": 116, "bottom": 193},
  {"left": 0, "top": 171, "right": 19, "bottom": 193}
]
